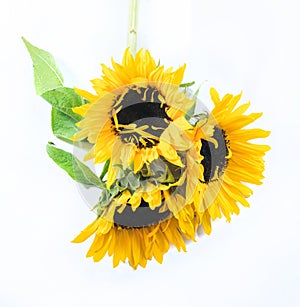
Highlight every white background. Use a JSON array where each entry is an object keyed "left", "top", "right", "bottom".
[{"left": 0, "top": 0, "right": 299, "bottom": 306}]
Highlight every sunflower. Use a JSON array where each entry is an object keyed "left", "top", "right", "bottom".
[
  {"left": 71, "top": 142, "right": 206, "bottom": 269},
  {"left": 71, "top": 141, "right": 203, "bottom": 269},
  {"left": 72, "top": 189, "right": 198, "bottom": 269},
  {"left": 71, "top": 48, "right": 195, "bottom": 188},
  {"left": 192, "top": 88, "right": 270, "bottom": 234}
]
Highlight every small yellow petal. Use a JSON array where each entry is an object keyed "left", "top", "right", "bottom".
[{"left": 71, "top": 219, "right": 100, "bottom": 243}]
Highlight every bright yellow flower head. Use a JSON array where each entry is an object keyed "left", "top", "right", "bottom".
[
  {"left": 72, "top": 191, "right": 198, "bottom": 269},
  {"left": 193, "top": 88, "right": 271, "bottom": 234},
  {"left": 71, "top": 48, "right": 195, "bottom": 188}
]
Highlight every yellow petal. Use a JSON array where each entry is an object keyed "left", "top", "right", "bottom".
[
  {"left": 72, "top": 103, "right": 91, "bottom": 117},
  {"left": 74, "top": 88, "right": 98, "bottom": 103},
  {"left": 157, "top": 141, "right": 184, "bottom": 167},
  {"left": 71, "top": 218, "right": 100, "bottom": 243},
  {"left": 210, "top": 88, "right": 220, "bottom": 105}
]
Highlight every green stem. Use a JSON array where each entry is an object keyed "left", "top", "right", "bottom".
[{"left": 128, "top": 0, "right": 139, "bottom": 55}]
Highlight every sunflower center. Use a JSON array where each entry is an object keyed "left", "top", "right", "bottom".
[
  {"left": 111, "top": 86, "right": 171, "bottom": 148},
  {"left": 200, "top": 127, "right": 229, "bottom": 183},
  {"left": 113, "top": 199, "right": 171, "bottom": 228}
]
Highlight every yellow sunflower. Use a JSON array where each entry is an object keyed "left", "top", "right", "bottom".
[
  {"left": 192, "top": 88, "right": 270, "bottom": 234},
  {"left": 72, "top": 189, "right": 198, "bottom": 269},
  {"left": 71, "top": 48, "right": 194, "bottom": 188},
  {"left": 71, "top": 143, "right": 204, "bottom": 269}
]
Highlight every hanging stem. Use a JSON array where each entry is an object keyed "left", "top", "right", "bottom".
[{"left": 128, "top": 0, "right": 139, "bottom": 55}]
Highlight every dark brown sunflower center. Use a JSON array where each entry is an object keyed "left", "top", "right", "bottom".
[
  {"left": 200, "top": 127, "right": 229, "bottom": 183},
  {"left": 111, "top": 86, "right": 171, "bottom": 148},
  {"left": 113, "top": 199, "right": 171, "bottom": 229}
]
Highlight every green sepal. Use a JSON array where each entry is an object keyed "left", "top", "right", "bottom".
[
  {"left": 162, "top": 165, "right": 175, "bottom": 183},
  {"left": 127, "top": 172, "right": 140, "bottom": 190},
  {"left": 46, "top": 142, "right": 104, "bottom": 187},
  {"left": 189, "top": 112, "right": 209, "bottom": 127},
  {"left": 100, "top": 159, "right": 110, "bottom": 180},
  {"left": 98, "top": 189, "right": 111, "bottom": 205},
  {"left": 42, "top": 87, "right": 84, "bottom": 121},
  {"left": 185, "top": 86, "right": 201, "bottom": 121},
  {"left": 109, "top": 186, "right": 120, "bottom": 197},
  {"left": 91, "top": 189, "right": 112, "bottom": 216},
  {"left": 22, "top": 37, "right": 64, "bottom": 96}
]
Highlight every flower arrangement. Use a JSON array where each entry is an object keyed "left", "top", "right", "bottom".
[{"left": 23, "top": 0, "right": 270, "bottom": 269}]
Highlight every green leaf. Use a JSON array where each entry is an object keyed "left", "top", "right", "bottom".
[
  {"left": 42, "top": 87, "right": 84, "bottom": 121},
  {"left": 179, "top": 81, "right": 195, "bottom": 88},
  {"left": 22, "top": 37, "right": 64, "bottom": 95},
  {"left": 46, "top": 142, "right": 104, "bottom": 187},
  {"left": 51, "top": 108, "right": 78, "bottom": 141}
]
